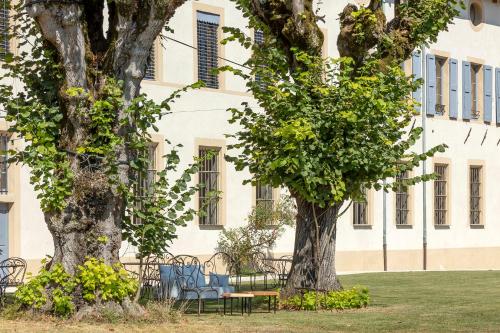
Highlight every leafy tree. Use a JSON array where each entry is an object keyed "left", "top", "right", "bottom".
[
  {"left": 0, "top": 0, "right": 195, "bottom": 313},
  {"left": 224, "top": 0, "right": 461, "bottom": 296}
]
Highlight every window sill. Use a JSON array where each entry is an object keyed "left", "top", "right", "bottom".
[
  {"left": 470, "top": 224, "right": 485, "bottom": 229},
  {"left": 199, "top": 224, "right": 224, "bottom": 230},
  {"left": 353, "top": 224, "right": 372, "bottom": 230},
  {"left": 396, "top": 224, "right": 413, "bottom": 229},
  {"left": 434, "top": 224, "right": 450, "bottom": 229}
]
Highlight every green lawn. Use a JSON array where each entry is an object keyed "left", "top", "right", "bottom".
[{"left": 2, "top": 271, "right": 500, "bottom": 332}]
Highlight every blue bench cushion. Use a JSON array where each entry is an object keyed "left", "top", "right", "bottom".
[
  {"left": 209, "top": 273, "right": 229, "bottom": 287},
  {"left": 181, "top": 286, "right": 235, "bottom": 300},
  {"left": 159, "top": 264, "right": 179, "bottom": 299}
]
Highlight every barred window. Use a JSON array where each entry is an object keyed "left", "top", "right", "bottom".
[
  {"left": 144, "top": 45, "right": 156, "bottom": 80},
  {"left": 0, "top": 1, "right": 9, "bottom": 60},
  {"left": 353, "top": 189, "right": 368, "bottom": 225},
  {"left": 471, "top": 63, "right": 481, "bottom": 119},
  {"left": 199, "top": 147, "right": 220, "bottom": 225},
  {"left": 254, "top": 30, "right": 266, "bottom": 88},
  {"left": 395, "top": 171, "right": 410, "bottom": 225},
  {"left": 256, "top": 181, "right": 273, "bottom": 211},
  {"left": 133, "top": 144, "right": 157, "bottom": 225},
  {"left": 434, "top": 164, "right": 448, "bottom": 225},
  {"left": 470, "top": 166, "right": 482, "bottom": 225},
  {"left": 197, "top": 11, "right": 220, "bottom": 89},
  {"left": 0, "top": 135, "right": 7, "bottom": 194},
  {"left": 435, "top": 56, "right": 446, "bottom": 114}
]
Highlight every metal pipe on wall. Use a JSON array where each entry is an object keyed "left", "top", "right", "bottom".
[{"left": 421, "top": 46, "right": 428, "bottom": 271}]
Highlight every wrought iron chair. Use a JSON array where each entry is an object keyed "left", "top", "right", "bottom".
[
  {"left": 171, "top": 255, "right": 220, "bottom": 315},
  {"left": 140, "top": 252, "right": 174, "bottom": 301},
  {"left": 203, "top": 252, "right": 238, "bottom": 293},
  {"left": 0, "top": 257, "right": 27, "bottom": 306},
  {"left": 248, "top": 252, "right": 279, "bottom": 291}
]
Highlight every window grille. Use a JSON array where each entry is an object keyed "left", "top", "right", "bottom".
[
  {"left": 144, "top": 45, "right": 156, "bottom": 80},
  {"left": 0, "top": 1, "right": 8, "bottom": 60},
  {"left": 256, "top": 181, "right": 273, "bottom": 211},
  {"left": 133, "top": 143, "right": 157, "bottom": 225},
  {"left": 353, "top": 189, "right": 368, "bottom": 225},
  {"left": 470, "top": 166, "right": 481, "bottom": 225},
  {"left": 471, "top": 64, "right": 481, "bottom": 119},
  {"left": 253, "top": 30, "right": 267, "bottom": 89},
  {"left": 435, "top": 57, "right": 446, "bottom": 115},
  {"left": 395, "top": 171, "right": 410, "bottom": 225},
  {"left": 199, "top": 147, "right": 220, "bottom": 225},
  {"left": 0, "top": 135, "right": 7, "bottom": 194},
  {"left": 197, "top": 11, "right": 220, "bottom": 89},
  {"left": 434, "top": 164, "right": 448, "bottom": 225}
]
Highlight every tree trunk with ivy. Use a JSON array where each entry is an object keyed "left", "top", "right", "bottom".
[{"left": 20, "top": 0, "right": 187, "bottom": 313}]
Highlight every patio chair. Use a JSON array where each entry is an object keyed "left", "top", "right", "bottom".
[
  {"left": 0, "top": 257, "right": 27, "bottom": 306},
  {"left": 248, "top": 252, "right": 279, "bottom": 291},
  {"left": 140, "top": 252, "right": 174, "bottom": 301},
  {"left": 203, "top": 252, "right": 238, "bottom": 293},
  {"left": 170, "top": 255, "right": 221, "bottom": 315}
]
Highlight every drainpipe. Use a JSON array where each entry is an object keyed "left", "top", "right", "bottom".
[
  {"left": 421, "top": 46, "right": 428, "bottom": 271},
  {"left": 383, "top": 180, "right": 387, "bottom": 271}
]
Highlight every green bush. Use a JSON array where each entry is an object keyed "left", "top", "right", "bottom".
[
  {"left": 282, "top": 286, "right": 370, "bottom": 311},
  {"left": 15, "top": 258, "right": 138, "bottom": 317}
]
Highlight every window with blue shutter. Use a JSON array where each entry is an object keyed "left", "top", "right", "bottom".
[
  {"left": 412, "top": 52, "right": 422, "bottom": 113},
  {"left": 0, "top": 203, "right": 8, "bottom": 264},
  {"left": 197, "top": 11, "right": 220, "bottom": 89},
  {"left": 426, "top": 54, "right": 436, "bottom": 116},
  {"left": 0, "top": 1, "right": 8, "bottom": 60},
  {"left": 449, "top": 59, "right": 458, "bottom": 119},
  {"left": 462, "top": 61, "right": 472, "bottom": 120},
  {"left": 483, "top": 65, "right": 493, "bottom": 123},
  {"left": 0, "top": 135, "right": 7, "bottom": 194},
  {"left": 496, "top": 68, "right": 500, "bottom": 124},
  {"left": 254, "top": 30, "right": 265, "bottom": 88}
]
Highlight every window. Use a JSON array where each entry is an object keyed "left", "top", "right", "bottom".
[
  {"left": 133, "top": 143, "right": 157, "bottom": 225},
  {"left": 395, "top": 171, "right": 410, "bottom": 225},
  {"left": 254, "top": 30, "right": 264, "bottom": 45},
  {"left": 144, "top": 45, "right": 156, "bottom": 80},
  {"left": 471, "top": 63, "right": 481, "bottom": 119},
  {"left": 0, "top": 135, "right": 7, "bottom": 194},
  {"left": 197, "top": 11, "right": 220, "bottom": 89},
  {"left": 353, "top": 189, "right": 368, "bottom": 226},
  {"left": 469, "top": 166, "right": 482, "bottom": 225},
  {"left": 199, "top": 147, "right": 221, "bottom": 225},
  {"left": 469, "top": 2, "right": 482, "bottom": 27},
  {"left": 0, "top": 1, "right": 9, "bottom": 60},
  {"left": 434, "top": 164, "right": 448, "bottom": 225},
  {"left": 256, "top": 181, "right": 274, "bottom": 211},
  {"left": 435, "top": 57, "right": 446, "bottom": 115}
]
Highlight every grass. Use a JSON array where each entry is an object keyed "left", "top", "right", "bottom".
[{"left": 2, "top": 270, "right": 500, "bottom": 332}]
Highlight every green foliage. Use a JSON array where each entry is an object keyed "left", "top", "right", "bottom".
[
  {"left": 77, "top": 258, "right": 137, "bottom": 303},
  {"left": 0, "top": 3, "right": 204, "bottom": 260},
  {"left": 16, "top": 261, "right": 76, "bottom": 316},
  {"left": 216, "top": 195, "right": 295, "bottom": 271},
  {"left": 282, "top": 286, "right": 370, "bottom": 311},
  {"left": 15, "top": 258, "right": 137, "bottom": 317}
]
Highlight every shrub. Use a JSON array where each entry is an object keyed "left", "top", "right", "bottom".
[
  {"left": 282, "top": 286, "right": 370, "bottom": 311},
  {"left": 15, "top": 258, "right": 138, "bottom": 317}
]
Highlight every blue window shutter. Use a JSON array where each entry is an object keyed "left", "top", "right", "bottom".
[
  {"left": 462, "top": 61, "right": 472, "bottom": 120},
  {"left": 426, "top": 54, "right": 436, "bottom": 116},
  {"left": 0, "top": 203, "right": 8, "bottom": 264},
  {"left": 483, "top": 65, "right": 493, "bottom": 123},
  {"left": 449, "top": 59, "right": 458, "bottom": 119},
  {"left": 412, "top": 52, "right": 422, "bottom": 113},
  {"left": 496, "top": 68, "right": 500, "bottom": 124}
]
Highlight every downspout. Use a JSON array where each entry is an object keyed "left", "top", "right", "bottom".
[
  {"left": 421, "top": 46, "right": 428, "bottom": 271},
  {"left": 383, "top": 180, "right": 387, "bottom": 271}
]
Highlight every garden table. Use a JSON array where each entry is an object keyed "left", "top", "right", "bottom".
[
  {"left": 222, "top": 293, "right": 254, "bottom": 316},
  {"left": 243, "top": 290, "right": 279, "bottom": 313}
]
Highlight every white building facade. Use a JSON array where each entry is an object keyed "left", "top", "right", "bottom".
[{"left": 1, "top": 0, "right": 500, "bottom": 273}]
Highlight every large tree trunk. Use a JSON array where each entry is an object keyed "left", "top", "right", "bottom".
[{"left": 283, "top": 194, "right": 343, "bottom": 297}]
